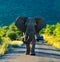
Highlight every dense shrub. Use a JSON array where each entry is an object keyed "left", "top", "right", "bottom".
[
  {"left": 0, "top": 23, "right": 23, "bottom": 56},
  {"left": 6, "top": 31, "right": 17, "bottom": 40},
  {"left": 44, "top": 23, "right": 60, "bottom": 49},
  {"left": 53, "top": 23, "right": 60, "bottom": 37},
  {"left": 9, "top": 23, "right": 23, "bottom": 37},
  {"left": 45, "top": 24, "right": 55, "bottom": 35},
  {"left": 0, "top": 43, "right": 8, "bottom": 56},
  {"left": 16, "top": 31, "right": 23, "bottom": 36},
  {"left": 44, "top": 23, "right": 60, "bottom": 36},
  {"left": 0, "top": 26, "right": 9, "bottom": 37},
  {"left": 0, "top": 37, "right": 3, "bottom": 44},
  {"left": 9, "top": 23, "right": 18, "bottom": 31},
  {"left": 40, "top": 28, "right": 45, "bottom": 34}
]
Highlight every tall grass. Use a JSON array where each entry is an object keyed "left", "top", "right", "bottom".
[
  {"left": 41, "top": 23, "right": 60, "bottom": 49},
  {"left": 0, "top": 23, "right": 23, "bottom": 56}
]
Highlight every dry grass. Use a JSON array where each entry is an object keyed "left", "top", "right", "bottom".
[
  {"left": 0, "top": 43, "right": 8, "bottom": 56},
  {"left": 43, "top": 34, "right": 60, "bottom": 49},
  {"left": 0, "top": 37, "right": 23, "bottom": 56},
  {"left": 10, "top": 40, "right": 23, "bottom": 46}
]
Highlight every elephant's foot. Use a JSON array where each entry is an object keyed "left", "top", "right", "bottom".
[
  {"left": 31, "top": 51, "right": 35, "bottom": 56},
  {"left": 26, "top": 50, "right": 30, "bottom": 55},
  {"left": 31, "top": 53, "right": 35, "bottom": 56},
  {"left": 31, "top": 41, "right": 36, "bottom": 56}
]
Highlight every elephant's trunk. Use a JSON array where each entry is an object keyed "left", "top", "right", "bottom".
[
  {"left": 25, "top": 17, "right": 36, "bottom": 38},
  {"left": 26, "top": 25, "right": 36, "bottom": 38}
]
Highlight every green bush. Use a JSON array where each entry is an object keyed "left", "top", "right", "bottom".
[
  {"left": 6, "top": 31, "right": 17, "bottom": 40},
  {"left": 45, "top": 24, "right": 55, "bottom": 35},
  {"left": 0, "top": 37, "right": 3, "bottom": 44},
  {"left": 45, "top": 24, "right": 51, "bottom": 35},
  {"left": 16, "top": 31, "right": 23, "bottom": 36},
  {"left": 0, "top": 43, "right": 8, "bottom": 56},
  {"left": 9, "top": 23, "right": 18, "bottom": 31},
  {"left": 0, "top": 22, "right": 23, "bottom": 56},
  {"left": 0, "top": 26, "right": 9, "bottom": 37},
  {"left": 53, "top": 23, "right": 60, "bottom": 37},
  {"left": 8, "top": 23, "right": 23, "bottom": 37},
  {"left": 40, "top": 28, "right": 45, "bottom": 34}
]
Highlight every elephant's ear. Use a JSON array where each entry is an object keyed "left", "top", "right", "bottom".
[
  {"left": 15, "top": 16, "right": 27, "bottom": 33},
  {"left": 35, "top": 17, "right": 46, "bottom": 33}
]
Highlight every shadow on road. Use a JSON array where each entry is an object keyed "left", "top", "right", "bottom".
[
  {"left": 36, "top": 51, "right": 60, "bottom": 59},
  {"left": 0, "top": 43, "right": 60, "bottom": 60}
]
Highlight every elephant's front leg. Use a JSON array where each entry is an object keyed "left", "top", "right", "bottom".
[
  {"left": 31, "top": 37, "right": 36, "bottom": 55},
  {"left": 26, "top": 44, "right": 30, "bottom": 55}
]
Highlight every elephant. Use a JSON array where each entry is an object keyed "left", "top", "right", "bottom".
[{"left": 15, "top": 16, "right": 46, "bottom": 55}]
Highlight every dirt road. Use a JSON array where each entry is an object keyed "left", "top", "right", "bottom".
[{"left": 0, "top": 42, "right": 60, "bottom": 62}]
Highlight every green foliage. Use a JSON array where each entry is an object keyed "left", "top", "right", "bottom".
[
  {"left": 0, "top": 43, "right": 8, "bottom": 56},
  {"left": 44, "top": 23, "right": 60, "bottom": 49},
  {"left": 45, "top": 24, "right": 55, "bottom": 35},
  {"left": 0, "top": 26, "right": 9, "bottom": 37},
  {"left": 45, "top": 24, "right": 51, "bottom": 35},
  {"left": 53, "top": 23, "right": 60, "bottom": 37},
  {"left": 44, "top": 23, "right": 60, "bottom": 37},
  {"left": 6, "top": 31, "right": 17, "bottom": 40},
  {"left": 0, "top": 37, "right": 3, "bottom": 44},
  {"left": 9, "top": 23, "right": 18, "bottom": 31},
  {"left": 8, "top": 23, "right": 23, "bottom": 37},
  {"left": 40, "top": 28, "right": 45, "bottom": 34},
  {"left": 0, "top": 22, "right": 23, "bottom": 56},
  {"left": 0, "top": 23, "right": 23, "bottom": 41},
  {"left": 16, "top": 31, "right": 23, "bottom": 36}
]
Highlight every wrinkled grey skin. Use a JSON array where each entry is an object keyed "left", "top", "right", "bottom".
[
  {"left": 25, "top": 18, "right": 36, "bottom": 39},
  {"left": 24, "top": 18, "right": 36, "bottom": 55},
  {"left": 15, "top": 16, "right": 46, "bottom": 55}
]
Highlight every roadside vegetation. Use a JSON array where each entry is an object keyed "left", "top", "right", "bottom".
[
  {"left": 40, "top": 23, "right": 60, "bottom": 49},
  {"left": 0, "top": 23, "right": 23, "bottom": 56},
  {"left": 0, "top": 22, "right": 60, "bottom": 56}
]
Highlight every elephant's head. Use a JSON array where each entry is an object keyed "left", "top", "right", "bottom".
[
  {"left": 15, "top": 16, "right": 46, "bottom": 36},
  {"left": 25, "top": 17, "right": 37, "bottom": 38}
]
